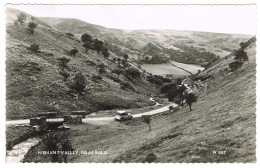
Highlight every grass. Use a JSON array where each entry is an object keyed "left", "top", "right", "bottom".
[
  {"left": 23, "top": 40, "right": 256, "bottom": 163},
  {"left": 6, "top": 11, "right": 159, "bottom": 120},
  {"left": 6, "top": 125, "right": 34, "bottom": 150}
]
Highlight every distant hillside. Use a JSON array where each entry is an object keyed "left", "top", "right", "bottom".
[
  {"left": 5, "top": 8, "right": 162, "bottom": 119},
  {"left": 37, "top": 17, "right": 252, "bottom": 66}
]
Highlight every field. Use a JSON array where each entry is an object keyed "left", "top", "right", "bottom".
[{"left": 141, "top": 63, "right": 190, "bottom": 77}]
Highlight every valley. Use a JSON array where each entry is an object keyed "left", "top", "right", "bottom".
[{"left": 5, "top": 6, "right": 256, "bottom": 163}]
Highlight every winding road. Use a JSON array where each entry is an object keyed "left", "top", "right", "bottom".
[{"left": 6, "top": 103, "right": 178, "bottom": 126}]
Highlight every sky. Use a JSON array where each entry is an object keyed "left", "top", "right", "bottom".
[{"left": 8, "top": 5, "right": 257, "bottom": 35}]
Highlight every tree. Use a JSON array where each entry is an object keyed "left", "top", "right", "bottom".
[
  {"left": 28, "top": 21, "right": 38, "bottom": 35},
  {"left": 184, "top": 93, "right": 197, "bottom": 111},
  {"left": 59, "top": 70, "right": 70, "bottom": 81},
  {"left": 125, "top": 68, "right": 141, "bottom": 82},
  {"left": 160, "top": 83, "right": 177, "bottom": 94},
  {"left": 229, "top": 61, "right": 244, "bottom": 76},
  {"left": 16, "top": 12, "right": 27, "bottom": 25},
  {"left": 81, "top": 33, "right": 93, "bottom": 43},
  {"left": 234, "top": 50, "right": 248, "bottom": 62},
  {"left": 69, "top": 48, "right": 79, "bottom": 56},
  {"left": 57, "top": 57, "right": 70, "bottom": 68},
  {"left": 71, "top": 72, "right": 87, "bottom": 93},
  {"left": 141, "top": 115, "right": 152, "bottom": 131},
  {"left": 92, "top": 38, "right": 105, "bottom": 53},
  {"left": 123, "top": 54, "right": 129, "bottom": 60},
  {"left": 28, "top": 43, "right": 39, "bottom": 52}
]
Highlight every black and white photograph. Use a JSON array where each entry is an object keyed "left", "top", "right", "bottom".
[{"left": 3, "top": 2, "right": 258, "bottom": 164}]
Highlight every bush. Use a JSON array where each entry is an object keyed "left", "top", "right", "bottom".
[
  {"left": 28, "top": 21, "right": 38, "bottom": 35},
  {"left": 83, "top": 41, "right": 93, "bottom": 52},
  {"left": 93, "top": 38, "right": 105, "bottom": 53},
  {"left": 28, "top": 43, "right": 40, "bottom": 52},
  {"left": 59, "top": 70, "right": 70, "bottom": 81},
  {"left": 120, "top": 81, "right": 135, "bottom": 91},
  {"left": 112, "top": 68, "right": 124, "bottom": 77},
  {"left": 16, "top": 12, "right": 27, "bottom": 25},
  {"left": 125, "top": 67, "right": 141, "bottom": 82},
  {"left": 234, "top": 50, "right": 248, "bottom": 62},
  {"left": 229, "top": 61, "right": 244, "bottom": 76},
  {"left": 69, "top": 48, "right": 78, "bottom": 56},
  {"left": 91, "top": 74, "right": 102, "bottom": 82},
  {"left": 101, "top": 48, "right": 109, "bottom": 58},
  {"left": 123, "top": 54, "right": 129, "bottom": 60},
  {"left": 147, "top": 76, "right": 163, "bottom": 86},
  {"left": 160, "top": 83, "right": 177, "bottom": 94},
  {"left": 81, "top": 33, "right": 93, "bottom": 43},
  {"left": 70, "top": 72, "right": 87, "bottom": 93},
  {"left": 57, "top": 57, "right": 70, "bottom": 68},
  {"left": 98, "top": 63, "right": 106, "bottom": 74}
]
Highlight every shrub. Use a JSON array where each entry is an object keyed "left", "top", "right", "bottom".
[
  {"left": 98, "top": 63, "right": 106, "bottom": 74},
  {"left": 120, "top": 81, "right": 135, "bottom": 91},
  {"left": 234, "top": 50, "right": 248, "bottom": 62},
  {"left": 123, "top": 54, "right": 129, "bottom": 60},
  {"left": 28, "top": 21, "right": 38, "bottom": 35},
  {"left": 59, "top": 70, "right": 70, "bottom": 81},
  {"left": 101, "top": 48, "right": 109, "bottom": 58},
  {"left": 83, "top": 41, "right": 93, "bottom": 52},
  {"left": 146, "top": 75, "right": 163, "bottom": 86},
  {"left": 93, "top": 38, "right": 105, "bottom": 53},
  {"left": 66, "top": 32, "right": 74, "bottom": 38},
  {"left": 125, "top": 67, "right": 141, "bottom": 82},
  {"left": 91, "top": 74, "right": 102, "bottom": 82},
  {"left": 70, "top": 72, "right": 87, "bottom": 93},
  {"left": 81, "top": 33, "right": 93, "bottom": 43},
  {"left": 28, "top": 43, "right": 40, "bottom": 52},
  {"left": 16, "top": 12, "right": 27, "bottom": 25},
  {"left": 229, "top": 61, "right": 244, "bottom": 76},
  {"left": 160, "top": 83, "right": 177, "bottom": 94},
  {"left": 69, "top": 48, "right": 78, "bottom": 56},
  {"left": 57, "top": 57, "right": 70, "bottom": 68},
  {"left": 112, "top": 68, "right": 124, "bottom": 77}
]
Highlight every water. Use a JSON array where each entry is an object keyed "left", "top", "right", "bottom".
[{"left": 6, "top": 137, "right": 41, "bottom": 163}]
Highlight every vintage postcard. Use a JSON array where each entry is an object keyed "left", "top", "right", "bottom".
[{"left": 3, "top": 2, "right": 258, "bottom": 165}]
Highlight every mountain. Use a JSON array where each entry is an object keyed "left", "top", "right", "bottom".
[
  {"left": 38, "top": 17, "right": 251, "bottom": 66},
  {"left": 5, "top": 8, "right": 160, "bottom": 119}
]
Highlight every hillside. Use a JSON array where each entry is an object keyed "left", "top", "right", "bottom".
[
  {"left": 39, "top": 17, "right": 251, "bottom": 66},
  {"left": 23, "top": 37, "right": 256, "bottom": 163},
  {"left": 6, "top": 8, "right": 161, "bottom": 119}
]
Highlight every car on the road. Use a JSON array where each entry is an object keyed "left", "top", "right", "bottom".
[{"left": 114, "top": 111, "right": 133, "bottom": 121}]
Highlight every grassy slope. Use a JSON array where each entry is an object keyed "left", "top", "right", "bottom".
[
  {"left": 24, "top": 40, "right": 255, "bottom": 163},
  {"left": 6, "top": 10, "right": 157, "bottom": 119}
]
